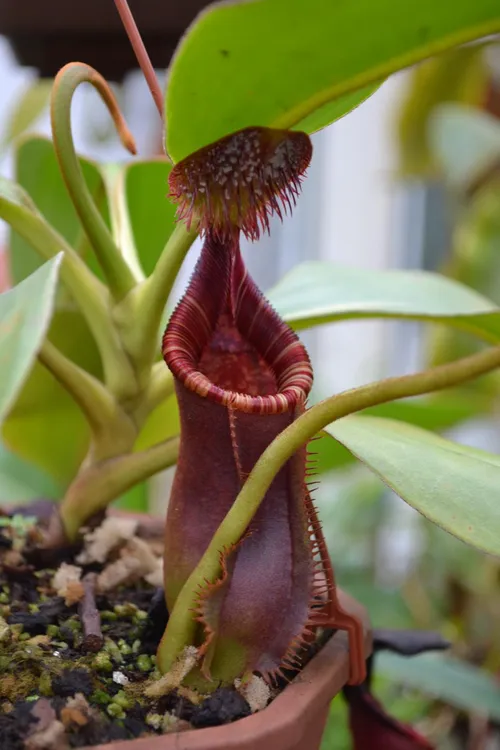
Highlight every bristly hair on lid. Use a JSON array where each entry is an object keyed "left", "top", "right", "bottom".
[{"left": 168, "top": 127, "right": 313, "bottom": 241}]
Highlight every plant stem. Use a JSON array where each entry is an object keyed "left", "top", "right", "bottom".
[
  {"left": 113, "top": 0, "right": 164, "bottom": 119},
  {"left": 116, "top": 223, "right": 198, "bottom": 374},
  {"left": 38, "top": 339, "right": 135, "bottom": 455},
  {"left": 158, "top": 342, "right": 500, "bottom": 673},
  {"left": 60, "top": 436, "right": 180, "bottom": 541},
  {"left": 51, "top": 63, "right": 138, "bottom": 300}
]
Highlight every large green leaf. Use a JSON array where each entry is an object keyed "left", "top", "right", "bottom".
[
  {"left": 268, "top": 261, "right": 500, "bottom": 342},
  {"left": 326, "top": 415, "right": 500, "bottom": 556},
  {"left": 0, "top": 255, "right": 61, "bottom": 424},
  {"left": 122, "top": 159, "right": 176, "bottom": 277},
  {"left": 377, "top": 651, "right": 500, "bottom": 721},
  {"left": 166, "top": 0, "right": 500, "bottom": 162},
  {"left": 316, "top": 390, "right": 491, "bottom": 474},
  {"left": 0, "top": 443, "right": 62, "bottom": 504}
]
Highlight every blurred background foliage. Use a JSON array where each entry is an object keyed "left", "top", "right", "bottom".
[{"left": 320, "top": 39, "right": 500, "bottom": 749}]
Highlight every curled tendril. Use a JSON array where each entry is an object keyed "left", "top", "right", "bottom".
[{"left": 51, "top": 62, "right": 137, "bottom": 299}]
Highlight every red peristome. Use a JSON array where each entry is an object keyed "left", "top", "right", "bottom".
[
  {"left": 168, "top": 127, "right": 312, "bottom": 241},
  {"left": 163, "top": 232, "right": 313, "bottom": 414}
]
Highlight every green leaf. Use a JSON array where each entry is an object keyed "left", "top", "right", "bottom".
[
  {"left": 377, "top": 651, "right": 500, "bottom": 721},
  {"left": 0, "top": 443, "right": 62, "bottom": 503},
  {"left": 10, "top": 135, "right": 111, "bottom": 283},
  {"left": 135, "top": 393, "right": 180, "bottom": 453},
  {"left": 326, "top": 415, "right": 500, "bottom": 556},
  {"left": 115, "top": 482, "right": 149, "bottom": 513},
  {"left": 316, "top": 391, "right": 491, "bottom": 474},
  {"left": 2, "top": 138, "right": 108, "bottom": 483},
  {"left": 0, "top": 255, "right": 62, "bottom": 424},
  {"left": 3, "top": 310, "right": 102, "bottom": 484},
  {"left": 123, "top": 159, "right": 176, "bottom": 277},
  {"left": 267, "top": 261, "right": 500, "bottom": 342},
  {"left": 429, "top": 103, "right": 500, "bottom": 189},
  {"left": 166, "top": 0, "right": 500, "bottom": 162}
]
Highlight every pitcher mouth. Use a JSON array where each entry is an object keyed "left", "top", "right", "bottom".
[{"left": 162, "top": 234, "right": 313, "bottom": 414}]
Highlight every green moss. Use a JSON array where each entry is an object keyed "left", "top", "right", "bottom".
[
  {"left": 101, "top": 611, "right": 117, "bottom": 622},
  {"left": 113, "top": 690, "right": 132, "bottom": 709},
  {"left": 60, "top": 618, "right": 81, "bottom": 633},
  {"left": 113, "top": 603, "right": 138, "bottom": 618},
  {"left": 39, "top": 672, "right": 52, "bottom": 697},
  {"left": 0, "top": 670, "right": 39, "bottom": 701},
  {"left": 118, "top": 639, "right": 132, "bottom": 656},
  {"left": 137, "top": 654, "right": 152, "bottom": 672},
  {"left": 91, "top": 689, "right": 112, "bottom": 705},
  {"left": 104, "top": 638, "right": 123, "bottom": 664},
  {"left": 107, "top": 703, "right": 126, "bottom": 719},
  {"left": 93, "top": 651, "right": 114, "bottom": 673}
]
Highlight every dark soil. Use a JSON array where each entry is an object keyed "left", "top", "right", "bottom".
[{"left": 0, "top": 509, "right": 326, "bottom": 749}]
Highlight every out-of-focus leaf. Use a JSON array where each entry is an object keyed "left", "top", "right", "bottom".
[
  {"left": 0, "top": 443, "right": 62, "bottom": 503},
  {"left": 117, "top": 393, "right": 181, "bottom": 513},
  {"left": 3, "top": 309, "right": 102, "bottom": 484},
  {"left": 326, "top": 415, "right": 500, "bottom": 556},
  {"left": 321, "top": 694, "right": 351, "bottom": 750},
  {"left": 0, "top": 255, "right": 61, "bottom": 424},
  {"left": 337, "top": 573, "right": 414, "bottom": 630},
  {"left": 268, "top": 261, "right": 500, "bottom": 341},
  {"left": 123, "top": 159, "right": 176, "bottom": 277},
  {"left": 397, "top": 46, "right": 487, "bottom": 177},
  {"left": 166, "top": 0, "right": 500, "bottom": 162},
  {"left": 0, "top": 80, "right": 52, "bottom": 155},
  {"left": 115, "top": 482, "right": 149, "bottom": 513},
  {"left": 429, "top": 104, "right": 500, "bottom": 190},
  {"left": 135, "top": 393, "right": 180, "bottom": 453},
  {"left": 377, "top": 651, "right": 500, "bottom": 721}
]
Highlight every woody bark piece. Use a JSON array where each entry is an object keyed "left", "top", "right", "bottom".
[{"left": 79, "top": 573, "right": 103, "bottom": 652}]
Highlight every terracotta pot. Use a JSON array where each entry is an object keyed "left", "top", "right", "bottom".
[
  {"left": 0, "top": 0, "right": 212, "bottom": 79},
  {"left": 83, "top": 590, "right": 371, "bottom": 750}
]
